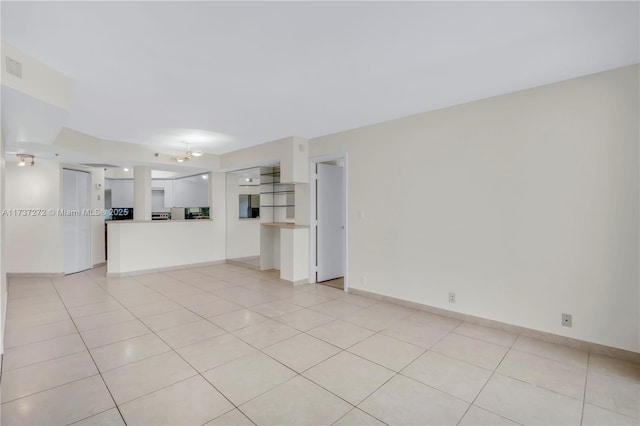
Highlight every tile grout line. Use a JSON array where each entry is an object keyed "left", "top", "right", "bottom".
[
  {"left": 90, "top": 279, "right": 243, "bottom": 423},
  {"left": 9, "top": 267, "right": 623, "bottom": 426},
  {"left": 2, "top": 320, "right": 78, "bottom": 350},
  {"left": 328, "top": 318, "right": 455, "bottom": 425},
  {"left": 455, "top": 328, "right": 522, "bottom": 426},
  {"left": 5, "top": 271, "right": 445, "bottom": 424},
  {"left": 104, "top": 274, "right": 261, "bottom": 424},
  {"left": 388, "top": 318, "right": 488, "bottom": 412},
  {"left": 330, "top": 407, "right": 389, "bottom": 426},
  {"left": 0, "top": 344, "right": 88, "bottom": 374},
  {"left": 346, "top": 328, "right": 431, "bottom": 425},
  {"left": 579, "top": 352, "right": 590, "bottom": 425},
  {"left": 47, "top": 276, "right": 129, "bottom": 426},
  {"left": 174, "top": 300, "right": 367, "bottom": 424},
  {"left": 87, "top": 271, "right": 262, "bottom": 423}
]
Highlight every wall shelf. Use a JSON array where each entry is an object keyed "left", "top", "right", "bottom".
[
  {"left": 260, "top": 165, "right": 295, "bottom": 223},
  {"left": 260, "top": 191, "right": 295, "bottom": 194}
]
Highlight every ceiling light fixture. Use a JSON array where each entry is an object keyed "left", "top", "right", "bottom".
[
  {"left": 174, "top": 142, "right": 204, "bottom": 163},
  {"left": 16, "top": 154, "right": 35, "bottom": 167}
]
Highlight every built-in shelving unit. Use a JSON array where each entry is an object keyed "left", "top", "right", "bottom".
[
  {"left": 251, "top": 138, "right": 310, "bottom": 283},
  {"left": 260, "top": 166, "right": 295, "bottom": 222}
]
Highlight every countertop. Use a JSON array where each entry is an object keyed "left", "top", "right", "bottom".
[
  {"left": 260, "top": 222, "right": 309, "bottom": 229},
  {"left": 106, "top": 218, "right": 212, "bottom": 224}
]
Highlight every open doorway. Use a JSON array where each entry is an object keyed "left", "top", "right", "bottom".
[{"left": 310, "top": 154, "right": 347, "bottom": 291}]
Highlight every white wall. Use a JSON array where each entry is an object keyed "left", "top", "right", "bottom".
[
  {"left": 89, "top": 168, "right": 105, "bottom": 266},
  {"left": 220, "top": 137, "right": 290, "bottom": 171},
  {"left": 226, "top": 173, "right": 260, "bottom": 259},
  {"left": 1, "top": 42, "right": 72, "bottom": 110},
  {"left": 210, "top": 172, "right": 227, "bottom": 263},
  {"left": 4, "top": 162, "right": 106, "bottom": 274},
  {"left": 309, "top": 65, "right": 639, "bottom": 352},
  {"left": 0, "top": 131, "right": 6, "bottom": 353},
  {"left": 5, "top": 161, "right": 64, "bottom": 273}
]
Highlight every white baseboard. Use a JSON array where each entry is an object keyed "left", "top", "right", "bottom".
[
  {"left": 226, "top": 258, "right": 261, "bottom": 271},
  {"left": 282, "top": 278, "right": 309, "bottom": 286},
  {"left": 106, "top": 260, "right": 226, "bottom": 277},
  {"left": 6, "top": 272, "right": 65, "bottom": 278},
  {"left": 349, "top": 287, "right": 640, "bottom": 364}
]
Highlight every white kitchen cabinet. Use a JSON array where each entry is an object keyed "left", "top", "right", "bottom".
[
  {"left": 164, "top": 180, "right": 174, "bottom": 208},
  {"left": 106, "top": 176, "right": 208, "bottom": 210},
  {"left": 173, "top": 176, "right": 209, "bottom": 207},
  {"left": 109, "top": 179, "right": 134, "bottom": 207}
]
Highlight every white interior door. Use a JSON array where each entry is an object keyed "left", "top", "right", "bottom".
[
  {"left": 317, "top": 163, "right": 345, "bottom": 282},
  {"left": 64, "top": 169, "right": 92, "bottom": 274}
]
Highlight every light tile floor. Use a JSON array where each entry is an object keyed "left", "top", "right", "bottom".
[{"left": 1, "top": 264, "right": 639, "bottom": 425}]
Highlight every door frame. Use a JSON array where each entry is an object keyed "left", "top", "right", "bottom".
[{"left": 309, "top": 153, "right": 348, "bottom": 292}]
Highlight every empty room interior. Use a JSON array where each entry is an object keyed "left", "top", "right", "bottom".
[{"left": 0, "top": 1, "right": 639, "bottom": 425}]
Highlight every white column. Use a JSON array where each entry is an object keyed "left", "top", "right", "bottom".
[{"left": 133, "top": 166, "right": 151, "bottom": 221}]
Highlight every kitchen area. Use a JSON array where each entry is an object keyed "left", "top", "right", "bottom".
[
  {"left": 104, "top": 169, "right": 216, "bottom": 274},
  {"left": 105, "top": 171, "right": 211, "bottom": 221},
  {"left": 106, "top": 136, "right": 310, "bottom": 281}
]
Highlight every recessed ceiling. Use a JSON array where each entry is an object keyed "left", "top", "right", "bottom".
[{"left": 1, "top": 1, "right": 638, "bottom": 154}]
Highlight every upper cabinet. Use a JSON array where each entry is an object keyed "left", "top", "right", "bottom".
[
  {"left": 106, "top": 175, "right": 209, "bottom": 209},
  {"left": 173, "top": 175, "right": 210, "bottom": 207},
  {"left": 109, "top": 179, "right": 134, "bottom": 207},
  {"left": 163, "top": 180, "right": 174, "bottom": 208}
]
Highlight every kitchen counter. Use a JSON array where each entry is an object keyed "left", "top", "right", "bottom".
[
  {"left": 260, "top": 222, "right": 309, "bottom": 229},
  {"left": 260, "top": 223, "right": 309, "bottom": 284},
  {"left": 107, "top": 218, "right": 212, "bottom": 224},
  {"left": 106, "top": 220, "right": 220, "bottom": 276}
]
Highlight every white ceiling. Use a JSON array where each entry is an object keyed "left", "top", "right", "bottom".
[{"left": 2, "top": 1, "right": 638, "bottom": 155}]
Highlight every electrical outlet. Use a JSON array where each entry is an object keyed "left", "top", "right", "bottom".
[
  {"left": 360, "top": 276, "right": 367, "bottom": 286},
  {"left": 562, "top": 313, "right": 572, "bottom": 327},
  {"left": 449, "top": 292, "right": 455, "bottom": 303}
]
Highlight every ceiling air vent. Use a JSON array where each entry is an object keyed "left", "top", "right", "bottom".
[
  {"left": 6, "top": 56, "right": 22, "bottom": 78},
  {"left": 79, "top": 163, "right": 119, "bottom": 168}
]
